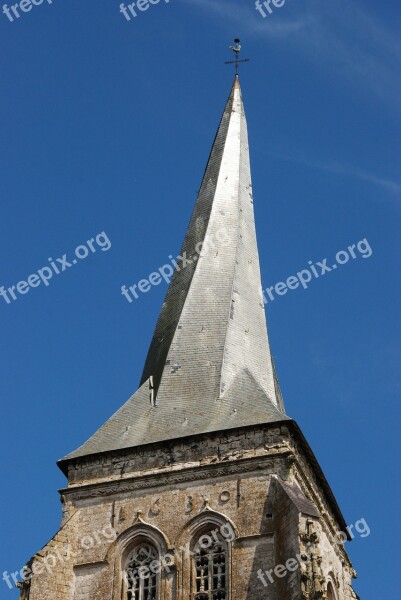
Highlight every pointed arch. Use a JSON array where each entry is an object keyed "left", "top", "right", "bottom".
[
  {"left": 327, "top": 580, "right": 338, "bottom": 600},
  {"left": 112, "top": 521, "right": 171, "bottom": 558},
  {"left": 191, "top": 525, "right": 228, "bottom": 599},
  {"left": 109, "top": 521, "right": 172, "bottom": 600},
  {"left": 175, "top": 508, "right": 238, "bottom": 548},
  {"left": 175, "top": 509, "right": 237, "bottom": 600}
]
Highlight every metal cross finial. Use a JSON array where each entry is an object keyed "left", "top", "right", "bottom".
[{"left": 224, "top": 38, "right": 250, "bottom": 75}]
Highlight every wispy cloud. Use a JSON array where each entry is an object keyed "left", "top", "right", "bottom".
[
  {"left": 188, "top": 0, "right": 244, "bottom": 20},
  {"left": 269, "top": 151, "right": 401, "bottom": 196},
  {"left": 186, "top": 0, "right": 400, "bottom": 196},
  {"left": 291, "top": 2, "right": 401, "bottom": 110},
  {"left": 324, "top": 164, "right": 401, "bottom": 196},
  {"left": 187, "top": 0, "right": 401, "bottom": 109},
  {"left": 187, "top": 0, "right": 311, "bottom": 37}
]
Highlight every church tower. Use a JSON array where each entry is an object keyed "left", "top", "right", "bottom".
[{"left": 19, "top": 74, "right": 359, "bottom": 600}]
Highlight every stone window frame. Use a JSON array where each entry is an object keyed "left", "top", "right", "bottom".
[
  {"left": 175, "top": 510, "right": 237, "bottom": 600},
  {"left": 124, "top": 540, "right": 159, "bottom": 600},
  {"left": 191, "top": 524, "right": 228, "bottom": 600},
  {"left": 326, "top": 578, "right": 339, "bottom": 600},
  {"left": 109, "top": 522, "right": 172, "bottom": 600}
]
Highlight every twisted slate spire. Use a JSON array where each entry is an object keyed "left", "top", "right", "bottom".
[{"left": 63, "top": 76, "right": 288, "bottom": 461}]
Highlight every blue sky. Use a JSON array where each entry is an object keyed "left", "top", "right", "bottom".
[{"left": 0, "top": 0, "right": 400, "bottom": 597}]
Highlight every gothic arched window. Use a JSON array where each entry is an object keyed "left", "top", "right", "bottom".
[
  {"left": 192, "top": 529, "right": 228, "bottom": 600},
  {"left": 125, "top": 543, "right": 158, "bottom": 600},
  {"left": 327, "top": 582, "right": 336, "bottom": 600}
]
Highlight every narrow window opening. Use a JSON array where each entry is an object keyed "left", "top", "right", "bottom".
[
  {"left": 327, "top": 582, "right": 337, "bottom": 600},
  {"left": 193, "top": 529, "right": 227, "bottom": 600},
  {"left": 126, "top": 543, "right": 158, "bottom": 600}
]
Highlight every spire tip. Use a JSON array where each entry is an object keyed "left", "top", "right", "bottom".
[{"left": 224, "top": 38, "right": 250, "bottom": 75}]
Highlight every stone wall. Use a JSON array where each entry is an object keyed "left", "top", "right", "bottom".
[{"left": 22, "top": 423, "right": 358, "bottom": 600}]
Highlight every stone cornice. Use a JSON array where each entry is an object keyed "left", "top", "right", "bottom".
[{"left": 60, "top": 450, "right": 292, "bottom": 502}]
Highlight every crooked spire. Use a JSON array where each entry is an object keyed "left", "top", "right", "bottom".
[
  {"left": 63, "top": 76, "right": 288, "bottom": 462},
  {"left": 141, "top": 75, "right": 283, "bottom": 409}
]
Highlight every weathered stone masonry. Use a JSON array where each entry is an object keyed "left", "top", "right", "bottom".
[{"left": 22, "top": 424, "right": 358, "bottom": 599}]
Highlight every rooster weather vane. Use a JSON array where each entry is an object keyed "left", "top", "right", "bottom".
[{"left": 224, "top": 38, "right": 250, "bottom": 75}]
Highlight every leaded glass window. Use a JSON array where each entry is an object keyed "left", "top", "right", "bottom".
[
  {"left": 126, "top": 543, "right": 158, "bottom": 600},
  {"left": 193, "top": 531, "right": 227, "bottom": 600}
]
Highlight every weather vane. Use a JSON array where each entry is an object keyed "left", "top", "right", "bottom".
[{"left": 224, "top": 38, "right": 250, "bottom": 75}]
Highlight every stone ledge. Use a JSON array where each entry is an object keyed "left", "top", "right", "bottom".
[{"left": 60, "top": 450, "right": 293, "bottom": 502}]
